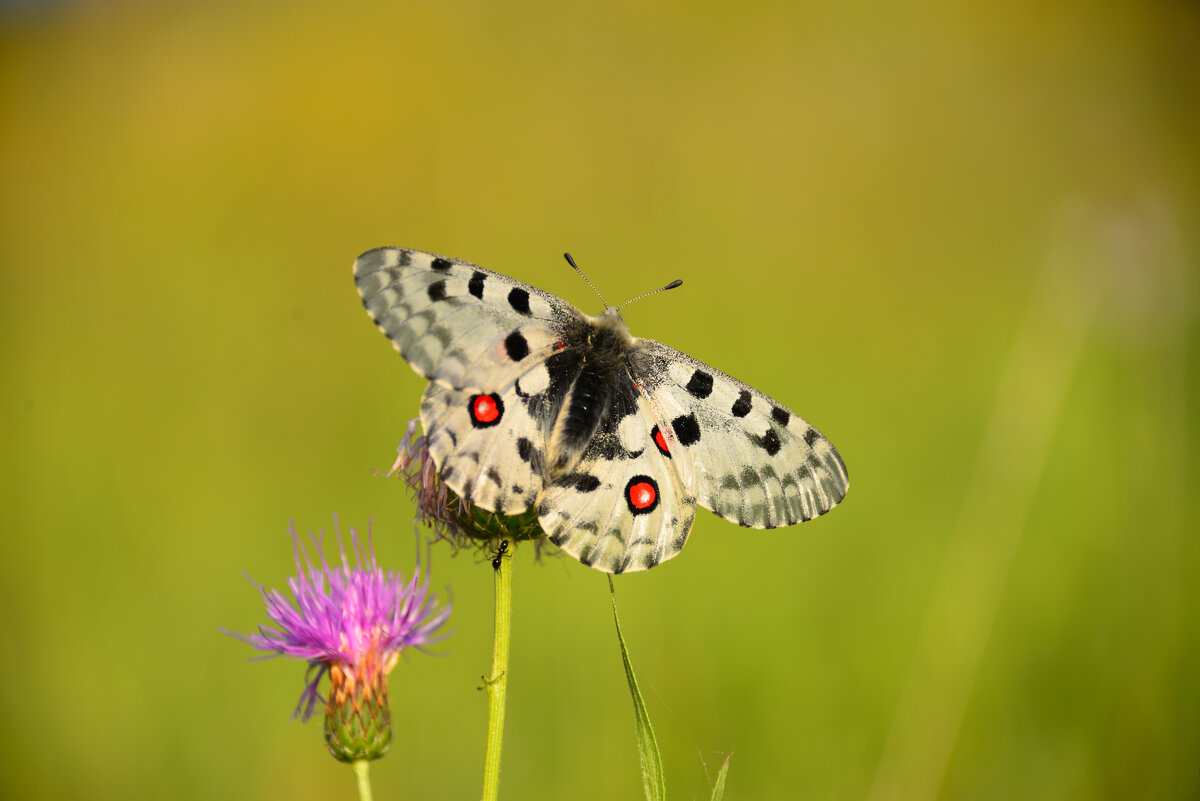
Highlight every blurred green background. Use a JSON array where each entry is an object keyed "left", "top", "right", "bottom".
[{"left": 2, "top": 0, "right": 1197, "bottom": 799}]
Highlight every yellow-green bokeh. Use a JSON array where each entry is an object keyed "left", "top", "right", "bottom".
[{"left": 2, "top": 1, "right": 1196, "bottom": 799}]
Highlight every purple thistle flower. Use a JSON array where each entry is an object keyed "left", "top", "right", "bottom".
[{"left": 228, "top": 519, "right": 450, "bottom": 761}]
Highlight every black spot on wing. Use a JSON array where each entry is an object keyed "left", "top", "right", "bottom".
[
  {"left": 508, "top": 287, "right": 531, "bottom": 315},
  {"left": 468, "top": 271, "right": 486, "bottom": 299},
  {"left": 486, "top": 467, "right": 504, "bottom": 486},
  {"left": 685, "top": 369, "right": 713, "bottom": 399},
  {"left": 772, "top": 407, "right": 790, "bottom": 427},
  {"left": 804, "top": 427, "right": 820, "bottom": 446},
  {"left": 431, "top": 258, "right": 452, "bottom": 272},
  {"left": 732, "top": 390, "right": 752, "bottom": 418},
  {"left": 427, "top": 280, "right": 447, "bottom": 302},
  {"left": 672, "top": 413, "right": 701, "bottom": 446},
  {"left": 756, "top": 428, "right": 782, "bottom": 456},
  {"left": 517, "top": 437, "right": 535, "bottom": 462},
  {"left": 504, "top": 330, "right": 530, "bottom": 361},
  {"left": 555, "top": 473, "right": 601, "bottom": 492}
]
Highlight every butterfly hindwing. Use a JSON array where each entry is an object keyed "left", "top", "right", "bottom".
[
  {"left": 537, "top": 382, "right": 697, "bottom": 573},
  {"left": 629, "top": 340, "right": 848, "bottom": 528},
  {"left": 419, "top": 379, "right": 546, "bottom": 515}
]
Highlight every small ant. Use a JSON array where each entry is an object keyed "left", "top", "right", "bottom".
[{"left": 491, "top": 539, "right": 510, "bottom": 570}]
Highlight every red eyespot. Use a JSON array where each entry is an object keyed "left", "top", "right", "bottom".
[
  {"left": 554, "top": 341, "right": 565, "bottom": 350},
  {"left": 473, "top": 395, "right": 499, "bottom": 422},
  {"left": 625, "top": 475, "right": 660, "bottom": 515},
  {"left": 469, "top": 393, "right": 504, "bottom": 427},
  {"left": 652, "top": 426, "right": 669, "bottom": 456},
  {"left": 630, "top": 482, "right": 655, "bottom": 508}
]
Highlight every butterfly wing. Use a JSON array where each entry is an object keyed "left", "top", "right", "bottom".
[
  {"left": 354, "top": 247, "right": 584, "bottom": 389},
  {"left": 535, "top": 379, "right": 698, "bottom": 573},
  {"left": 355, "top": 247, "right": 581, "bottom": 513},
  {"left": 418, "top": 380, "right": 546, "bottom": 515},
  {"left": 628, "top": 340, "right": 849, "bottom": 528}
]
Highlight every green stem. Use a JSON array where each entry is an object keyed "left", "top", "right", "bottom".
[
  {"left": 351, "top": 759, "right": 373, "bottom": 801},
  {"left": 481, "top": 544, "right": 513, "bottom": 801}
]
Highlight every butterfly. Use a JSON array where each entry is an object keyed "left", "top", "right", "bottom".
[{"left": 354, "top": 247, "right": 848, "bottom": 574}]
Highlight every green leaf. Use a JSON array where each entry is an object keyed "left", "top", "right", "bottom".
[
  {"left": 609, "top": 577, "right": 667, "bottom": 801},
  {"left": 709, "top": 755, "right": 731, "bottom": 801}
]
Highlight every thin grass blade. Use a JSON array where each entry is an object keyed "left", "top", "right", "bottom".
[{"left": 609, "top": 577, "right": 666, "bottom": 801}]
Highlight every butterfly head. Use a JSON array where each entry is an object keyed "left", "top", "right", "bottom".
[
  {"left": 600, "top": 305, "right": 627, "bottom": 323},
  {"left": 588, "top": 306, "right": 636, "bottom": 345}
]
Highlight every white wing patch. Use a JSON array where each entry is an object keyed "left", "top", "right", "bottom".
[
  {"left": 617, "top": 414, "right": 646, "bottom": 453},
  {"left": 514, "top": 361, "right": 551, "bottom": 396}
]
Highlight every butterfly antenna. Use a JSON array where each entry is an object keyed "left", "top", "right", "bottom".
[
  {"left": 564, "top": 252, "right": 610, "bottom": 308},
  {"left": 617, "top": 278, "right": 684, "bottom": 311}
]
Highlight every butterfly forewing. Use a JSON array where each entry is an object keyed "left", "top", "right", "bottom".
[
  {"left": 354, "top": 247, "right": 584, "bottom": 385},
  {"left": 629, "top": 340, "right": 848, "bottom": 528}
]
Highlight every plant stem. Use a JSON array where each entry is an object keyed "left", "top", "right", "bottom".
[
  {"left": 351, "top": 759, "right": 373, "bottom": 801},
  {"left": 481, "top": 544, "right": 513, "bottom": 801}
]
